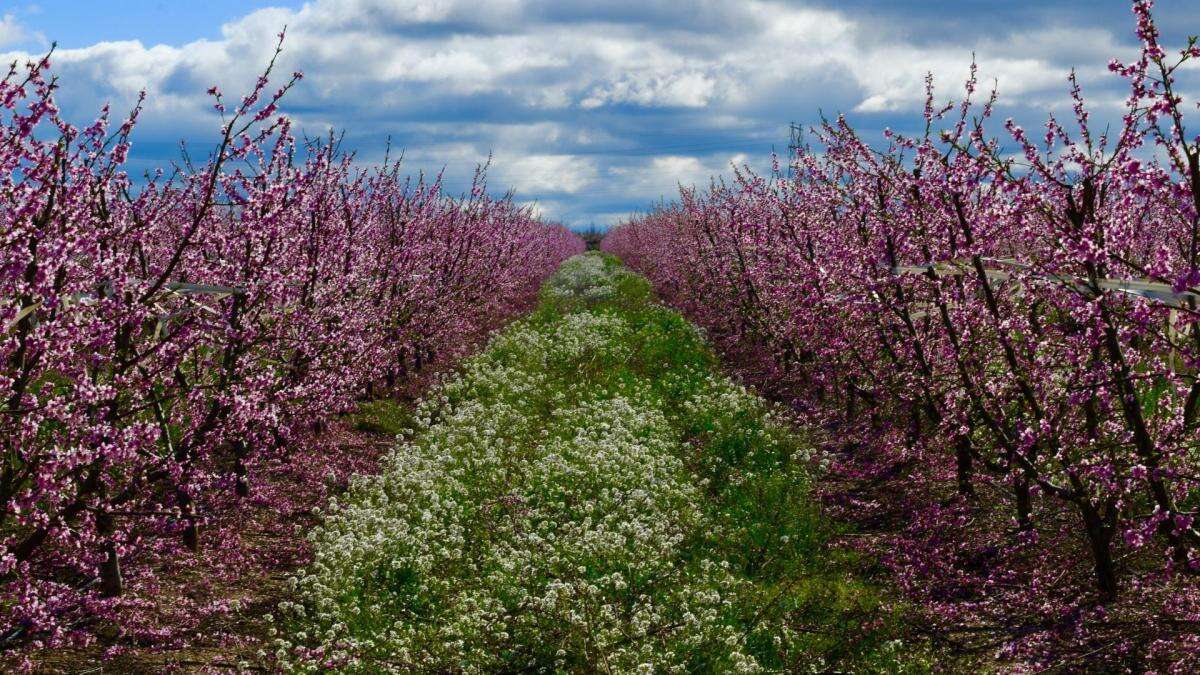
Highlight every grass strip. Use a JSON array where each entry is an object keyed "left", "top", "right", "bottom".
[{"left": 271, "top": 253, "right": 927, "bottom": 672}]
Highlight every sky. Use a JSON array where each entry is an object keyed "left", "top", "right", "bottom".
[{"left": 2, "top": 1, "right": 1199, "bottom": 229}]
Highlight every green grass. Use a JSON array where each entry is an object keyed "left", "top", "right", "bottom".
[
  {"left": 272, "top": 253, "right": 928, "bottom": 672},
  {"left": 346, "top": 399, "right": 417, "bottom": 437}
]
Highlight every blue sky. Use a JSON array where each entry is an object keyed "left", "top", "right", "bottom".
[{"left": 3, "top": 1, "right": 1198, "bottom": 229}]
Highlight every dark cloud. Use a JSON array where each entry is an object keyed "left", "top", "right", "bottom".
[{"left": 797, "top": 0, "right": 1199, "bottom": 46}]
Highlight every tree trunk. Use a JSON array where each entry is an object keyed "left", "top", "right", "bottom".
[
  {"left": 1014, "top": 475, "right": 1032, "bottom": 530},
  {"left": 1080, "top": 504, "right": 1118, "bottom": 601},
  {"left": 179, "top": 489, "right": 200, "bottom": 552},
  {"left": 955, "top": 435, "right": 975, "bottom": 500},
  {"left": 97, "top": 511, "right": 123, "bottom": 597}
]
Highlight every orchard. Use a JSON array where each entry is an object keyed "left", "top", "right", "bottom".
[
  {"left": 605, "top": 1, "right": 1200, "bottom": 669},
  {"left": 0, "top": 34, "right": 581, "bottom": 663},
  {"left": 5, "top": 0, "right": 1200, "bottom": 672}
]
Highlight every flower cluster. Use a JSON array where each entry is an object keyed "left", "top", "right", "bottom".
[
  {"left": 0, "top": 41, "right": 582, "bottom": 651},
  {"left": 273, "top": 254, "right": 912, "bottom": 672},
  {"left": 603, "top": 2, "right": 1200, "bottom": 668}
]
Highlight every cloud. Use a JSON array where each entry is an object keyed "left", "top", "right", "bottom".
[
  {"left": 4, "top": 0, "right": 1189, "bottom": 228},
  {"left": 581, "top": 70, "right": 718, "bottom": 109},
  {"left": 626, "top": 153, "right": 750, "bottom": 189},
  {"left": 494, "top": 154, "right": 599, "bottom": 194},
  {"left": 0, "top": 13, "right": 32, "bottom": 49}
]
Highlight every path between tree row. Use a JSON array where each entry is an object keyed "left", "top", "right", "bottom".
[{"left": 267, "top": 253, "right": 926, "bottom": 672}]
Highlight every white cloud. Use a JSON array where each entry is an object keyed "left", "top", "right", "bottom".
[
  {"left": 0, "top": 13, "right": 33, "bottom": 49},
  {"left": 0, "top": 0, "right": 1158, "bottom": 227},
  {"left": 4, "top": 1, "right": 1130, "bottom": 121},
  {"left": 581, "top": 70, "right": 717, "bottom": 109},
  {"left": 646, "top": 155, "right": 704, "bottom": 182},
  {"left": 495, "top": 154, "right": 598, "bottom": 194},
  {"left": 607, "top": 153, "right": 754, "bottom": 197}
]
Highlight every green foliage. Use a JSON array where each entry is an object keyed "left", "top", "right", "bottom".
[
  {"left": 347, "top": 399, "right": 417, "bottom": 437},
  {"left": 273, "top": 253, "right": 927, "bottom": 672}
]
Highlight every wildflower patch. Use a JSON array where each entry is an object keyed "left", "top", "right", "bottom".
[{"left": 272, "top": 253, "right": 915, "bottom": 672}]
